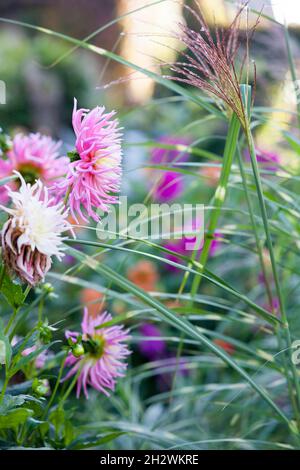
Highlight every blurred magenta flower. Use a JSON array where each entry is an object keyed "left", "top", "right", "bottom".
[
  {"left": 150, "top": 136, "right": 190, "bottom": 202},
  {"left": 151, "top": 136, "right": 190, "bottom": 165},
  {"left": 245, "top": 148, "right": 280, "bottom": 172},
  {"left": 64, "top": 308, "right": 130, "bottom": 397},
  {"left": 55, "top": 99, "right": 122, "bottom": 222},
  {"left": 163, "top": 221, "right": 221, "bottom": 271},
  {"left": 263, "top": 297, "right": 280, "bottom": 315},
  {"left": 138, "top": 323, "right": 166, "bottom": 361},
  {"left": 153, "top": 171, "right": 184, "bottom": 202},
  {"left": 0, "top": 133, "right": 69, "bottom": 203}
]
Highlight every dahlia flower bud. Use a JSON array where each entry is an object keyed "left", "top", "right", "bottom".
[
  {"left": 1, "top": 172, "right": 72, "bottom": 286},
  {"left": 32, "top": 378, "right": 50, "bottom": 397}
]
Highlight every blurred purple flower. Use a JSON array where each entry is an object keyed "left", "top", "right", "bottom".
[
  {"left": 151, "top": 136, "right": 190, "bottom": 165},
  {"left": 263, "top": 297, "right": 280, "bottom": 315},
  {"left": 138, "top": 323, "right": 166, "bottom": 361},
  {"left": 157, "top": 354, "right": 190, "bottom": 391}
]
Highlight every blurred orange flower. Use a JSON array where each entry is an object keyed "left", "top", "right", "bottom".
[
  {"left": 214, "top": 339, "right": 235, "bottom": 355},
  {"left": 201, "top": 164, "right": 221, "bottom": 187},
  {"left": 80, "top": 288, "right": 106, "bottom": 318},
  {"left": 68, "top": 214, "right": 87, "bottom": 234},
  {"left": 127, "top": 260, "right": 158, "bottom": 292}
]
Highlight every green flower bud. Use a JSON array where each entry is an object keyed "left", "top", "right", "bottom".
[
  {"left": 32, "top": 378, "right": 50, "bottom": 397},
  {"left": 43, "top": 283, "right": 54, "bottom": 294},
  {"left": 72, "top": 343, "right": 85, "bottom": 358},
  {"left": 39, "top": 320, "right": 56, "bottom": 344}
]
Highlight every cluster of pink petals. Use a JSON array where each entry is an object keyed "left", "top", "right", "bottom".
[
  {"left": 0, "top": 133, "right": 69, "bottom": 203},
  {"left": 64, "top": 308, "right": 130, "bottom": 398},
  {"left": 54, "top": 99, "right": 122, "bottom": 222}
]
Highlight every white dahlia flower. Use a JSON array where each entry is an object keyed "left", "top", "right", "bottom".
[{"left": 1, "top": 172, "right": 72, "bottom": 286}]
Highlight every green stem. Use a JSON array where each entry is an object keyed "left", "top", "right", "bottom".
[
  {"left": 190, "top": 111, "right": 241, "bottom": 300},
  {"left": 245, "top": 125, "right": 300, "bottom": 428},
  {"left": 0, "top": 375, "right": 9, "bottom": 404},
  {"left": 237, "top": 143, "right": 300, "bottom": 424},
  {"left": 59, "top": 363, "right": 84, "bottom": 406},
  {"left": 0, "top": 265, "right": 6, "bottom": 291},
  {"left": 236, "top": 145, "right": 274, "bottom": 308},
  {"left": 4, "top": 308, "right": 18, "bottom": 335},
  {"left": 43, "top": 352, "right": 68, "bottom": 419},
  {"left": 63, "top": 185, "right": 72, "bottom": 207},
  {"left": 5, "top": 285, "right": 31, "bottom": 337}
]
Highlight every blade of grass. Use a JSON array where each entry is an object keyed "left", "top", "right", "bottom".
[{"left": 67, "top": 245, "right": 292, "bottom": 430}]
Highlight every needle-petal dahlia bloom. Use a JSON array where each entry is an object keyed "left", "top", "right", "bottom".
[
  {"left": 64, "top": 308, "right": 130, "bottom": 397},
  {"left": 1, "top": 173, "right": 72, "bottom": 286},
  {"left": 0, "top": 133, "right": 69, "bottom": 203},
  {"left": 54, "top": 99, "right": 122, "bottom": 222}
]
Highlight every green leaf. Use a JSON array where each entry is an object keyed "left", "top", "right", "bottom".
[
  {"left": 0, "top": 394, "right": 41, "bottom": 414},
  {"left": 10, "top": 341, "right": 58, "bottom": 376},
  {"left": 68, "top": 247, "right": 291, "bottom": 430},
  {"left": 0, "top": 270, "right": 24, "bottom": 309},
  {"left": 68, "top": 432, "right": 126, "bottom": 450},
  {"left": 0, "top": 408, "right": 33, "bottom": 429}
]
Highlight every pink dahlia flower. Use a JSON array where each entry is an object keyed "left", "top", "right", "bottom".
[
  {"left": 64, "top": 308, "right": 130, "bottom": 397},
  {"left": 55, "top": 99, "right": 122, "bottom": 222},
  {"left": 0, "top": 133, "right": 69, "bottom": 203}
]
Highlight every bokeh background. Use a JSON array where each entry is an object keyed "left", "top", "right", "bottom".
[{"left": 1, "top": 0, "right": 300, "bottom": 449}]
